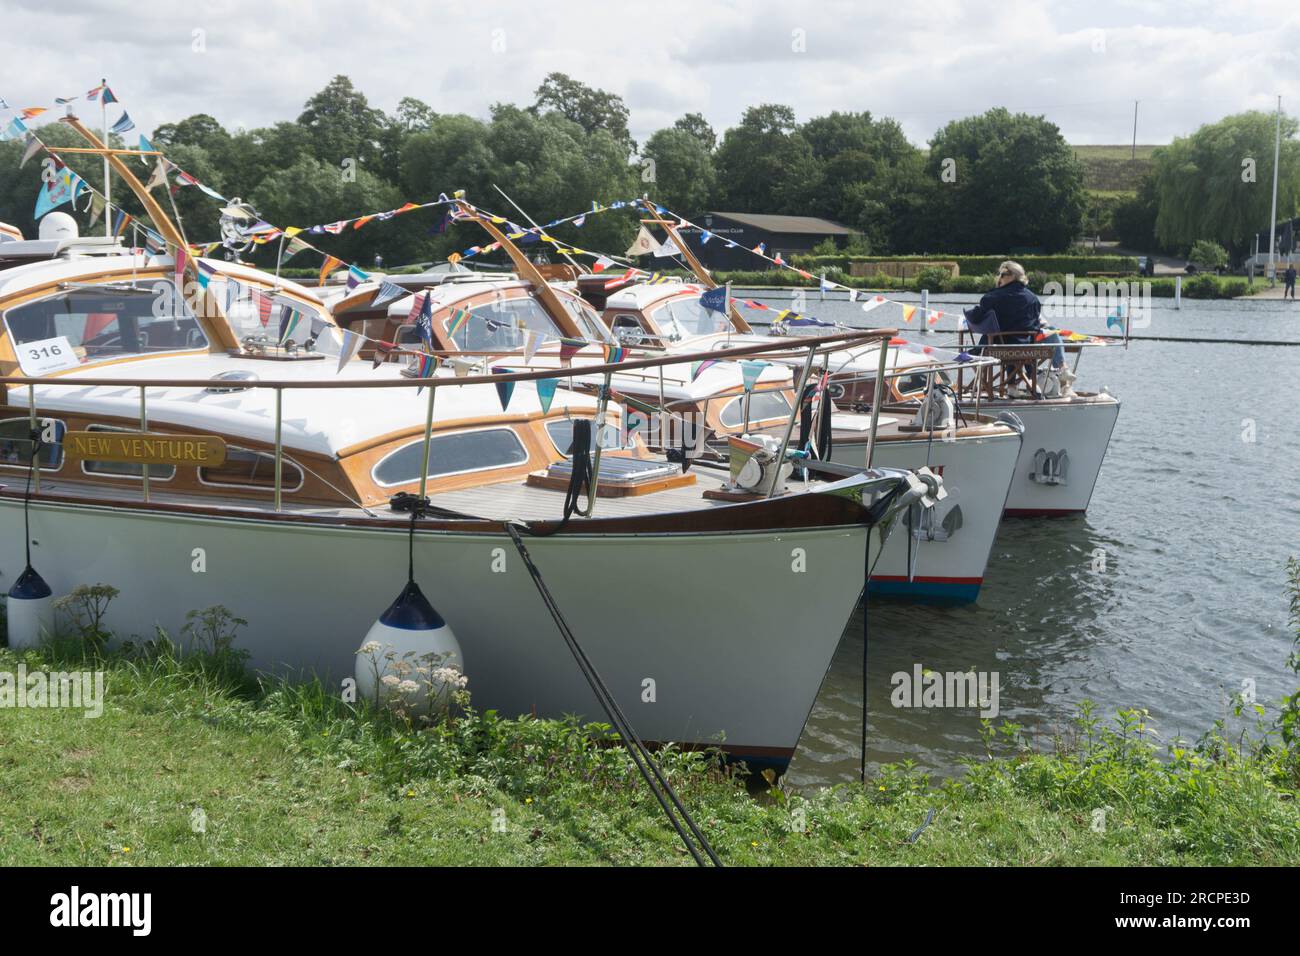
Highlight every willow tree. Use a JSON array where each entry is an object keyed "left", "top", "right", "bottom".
[{"left": 1152, "top": 110, "right": 1300, "bottom": 258}]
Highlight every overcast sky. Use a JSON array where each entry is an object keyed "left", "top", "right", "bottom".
[{"left": 3, "top": 0, "right": 1297, "bottom": 148}]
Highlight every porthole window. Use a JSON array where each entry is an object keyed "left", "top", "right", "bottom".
[
  {"left": 372, "top": 427, "right": 528, "bottom": 487},
  {"left": 199, "top": 446, "right": 303, "bottom": 492},
  {"left": 0, "top": 417, "right": 65, "bottom": 471}
]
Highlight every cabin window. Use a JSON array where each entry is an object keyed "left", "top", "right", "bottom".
[
  {"left": 652, "top": 296, "right": 731, "bottom": 341},
  {"left": 80, "top": 425, "right": 176, "bottom": 481},
  {"left": 372, "top": 427, "right": 528, "bottom": 487},
  {"left": 719, "top": 392, "right": 792, "bottom": 428},
  {"left": 0, "top": 417, "right": 65, "bottom": 471},
  {"left": 557, "top": 294, "right": 615, "bottom": 344},
  {"left": 610, "top": 314, "right": 653, "bottom": 346},
  {"left": 3, "top": 280, "right": 207, "bottom": 374},
  {"left": 209, "top": 279, "right": 334, "bottom": 354},
  {"left": 446, "top": 297, "right": 562, "bottom": 351},
  {"left": 545, "top": 418, "right": 632, "bottom": 455},
  {"left": 198, "top": 446, "right": 303, "bottom": 492}
]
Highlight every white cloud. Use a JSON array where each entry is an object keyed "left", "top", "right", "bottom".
[{"left": 2, "top": 0, "right": 1297, "bottom": 148}]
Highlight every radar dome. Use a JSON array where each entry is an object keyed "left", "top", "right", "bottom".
[{"left": 38, "top": 212, "right": 79, "bottom": 241}]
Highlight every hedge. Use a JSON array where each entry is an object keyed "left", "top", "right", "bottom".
[{"left": 788, "top": 253, "right": 1141, "bottom": 275}]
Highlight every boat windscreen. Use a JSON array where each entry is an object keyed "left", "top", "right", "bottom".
[
  {"left": 653, "top": 296, "right": 732, "bottom": 341},
  {"left": 3, "top": 280, "right": 208, "bottom": 374}
]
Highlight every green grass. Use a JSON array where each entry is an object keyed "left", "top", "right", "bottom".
[
  {"left": 1072, "top": 144, "right": 1158, "bottom": 194},
  {"left": 2, "top": 639, "right": 1297, "bottom": 867}
]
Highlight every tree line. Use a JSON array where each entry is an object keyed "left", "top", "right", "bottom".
[{"left": 0, "top": 73, "right": 1295, "bottom": 270}]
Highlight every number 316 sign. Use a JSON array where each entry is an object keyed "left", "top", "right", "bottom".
[{"left": 20, "top": 336, "right": 80, "bottom": 375}]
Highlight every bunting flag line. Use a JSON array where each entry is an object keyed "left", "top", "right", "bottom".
[
  {"left": 279, "top": 236, "right": 310, "bottom": 264},
  {"left": 110, "top": 111, "right": 135, "bottom": 134},
  {"left": 602, "top": 344, "right": 626, "bottom": 364},
  {"left": 535, "top": 377, "right": 558, "bottom": 415},
  {"left": 492, "top": 367, "right": 515, "bottom": 411},
  {"left": 110, "top": 208, "right": 130, "bottom": 237}
]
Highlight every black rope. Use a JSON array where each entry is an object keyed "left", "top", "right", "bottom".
[
  {"left": 528, "top": 418, "right": 593, "bottom": 537},
  {"left": 504, "top": 523, "right": 722, "bottom": 867},
  {"left": 22, "top": 422, "right": 43, "bottom": 570},
  {"left": 861, "top": 519, "right": 870, "bottom": 785}
]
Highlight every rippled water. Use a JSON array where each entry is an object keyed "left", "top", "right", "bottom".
[{"left": 738, "top": 289, "right": 1300, "bottom": 786}]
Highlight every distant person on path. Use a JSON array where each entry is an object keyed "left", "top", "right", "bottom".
[{"left": 1285, "top": 263, "right": 1296, "bottom": 299}]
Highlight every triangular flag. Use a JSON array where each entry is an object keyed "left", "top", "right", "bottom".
[
  {"left": 336, "top": 329, "right": 362, "bottom": 373},
  {"left": 655, "top": 236, "right": 681, "bottom": 258},
  {"left": 450, "top": 358, "right": 477, "bottom": 378},
  {"left": 625, "top": 225, "right": 658, "bottom": 257},
  {"left": 522, "top": 328, "right": 542, "bottom": 364},
  {"left": 318, "top": 255, "right": 343, "bottom": 286},
  {"left": 740, "top": 360, "right": 767, "bottom": 393},
  {"left": 492, "top": 367, "right": 515, "bottom": 410},
  {"left": 19, "top": 134, "right": 41, "bottom": 169},
  {"left": 372, "top": 280, "right": 406, "bottom": 308},
  {"left": 101, "top": 87, "right": 117, "bottom": 105},
  {"left": 110, "top": 111, "right": 135, "bottom": 134},
  {"left": 861, "top": 295, "right": 887, "bottom": 313},
  {"left": 87, "top": 193, "right": 105, "bottom": 227},
  {"left": 558, "top": 337, "right": 584, "bottom": 364},
  {"left": 145, "top": 158, "right": 169, "bottom": 190},
  {"left": 536, "top": 377, "right": 558, "bottom": 414},
  {"left": 593, "top": 255, "right": 614, "bottom": 273},
  {"left": 603, "top": 343, "right": 626, "bottom": 363},
  {"left": 19, "top": 107, "right": 47, "bottom": 120},
  {"left": 691, "top": 359, "right": 718, "bottom": 381},
  {"left": 902, "top": 305, "right": 917, "bottom": 323}
]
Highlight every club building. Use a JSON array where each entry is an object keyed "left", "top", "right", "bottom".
[{"left": 685, "top": 212, "right": 858, "bottom": 271}]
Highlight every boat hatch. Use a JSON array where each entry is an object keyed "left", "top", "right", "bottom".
[{"left": 528, "top": 455, "right": 694, "bottom": 497}]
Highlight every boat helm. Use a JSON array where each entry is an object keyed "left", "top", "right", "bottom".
[{"left": 38, "top": 211, "right": 79, "bottom": 241}]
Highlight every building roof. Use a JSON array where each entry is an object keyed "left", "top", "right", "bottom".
[{"left": 703, "top": 212, "right": 856, "bottom": 236}]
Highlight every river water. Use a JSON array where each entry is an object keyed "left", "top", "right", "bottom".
[{"left": 736, "top": 289, "right": 1300, "bottom": 786}]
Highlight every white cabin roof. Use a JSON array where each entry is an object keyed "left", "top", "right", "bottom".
[{"left": 18, "top": 353, "right": 597, "bottom": 458}]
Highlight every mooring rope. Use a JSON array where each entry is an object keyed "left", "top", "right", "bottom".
[{"left": 504, "top": 522, "right": 722, "bottom": 867}]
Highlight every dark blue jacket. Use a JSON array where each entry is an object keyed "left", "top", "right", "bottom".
[{"left": 977, "top": 282, "right": 1044, "bottom": 336}]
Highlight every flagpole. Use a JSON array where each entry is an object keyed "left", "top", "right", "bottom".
[
  {"left": 101, "top": 79, "right": 110, "bottom": 239},
  {"left": 1267, "top": 94, "right": 1281, "bottom": 284}
]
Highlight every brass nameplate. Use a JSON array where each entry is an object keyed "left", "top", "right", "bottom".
[{"left": 63, "top": 432, "right": 227, "bottom": 467}]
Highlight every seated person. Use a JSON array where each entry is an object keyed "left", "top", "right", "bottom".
[{"left": 967, "top": 260, "right": 1068, "bottom": 386}]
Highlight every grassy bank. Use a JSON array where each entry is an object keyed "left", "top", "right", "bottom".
[{"left": 2, "top": 562, "right": 1297, "bottom": 866}]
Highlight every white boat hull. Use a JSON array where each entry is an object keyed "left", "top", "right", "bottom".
[
  {"left": 828, "top": 429, "right": 1021, "bottom": 602},
  {"left": 0, "top": 497, "right": 873, "bottom": 769},
  {"left": 974, "top": 394, "right": 1120, "bottom": 516}
]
